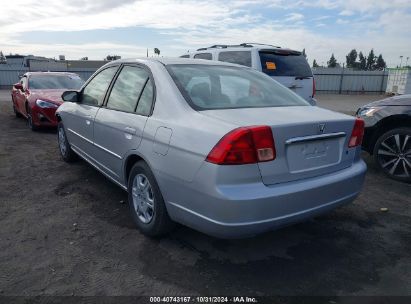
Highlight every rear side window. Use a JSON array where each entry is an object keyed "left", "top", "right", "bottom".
[
  {"left": 218, "top": 51, "right": 252, "bottom": 67},
  {"left": 259, "top": 51, "right": 312, "bottom": 77},
  {"left": 194, "top": 53, "right": 212, "bottom": 60},
  {"left": 106, "top": 66, "right": 150, "bottom": 113},
  {"left": 180, "top": 55, "right": 190, "bottom": 58},
  {"left": 136, "top": 78, "right": 154, "bottom": 116}
]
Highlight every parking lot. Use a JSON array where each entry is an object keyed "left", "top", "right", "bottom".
[{"left": 0, "top": 90, "right": 410, "bottom": 297}]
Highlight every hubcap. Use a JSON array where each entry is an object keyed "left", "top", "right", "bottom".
[
  {"left": 377, "top": 133, "right": 411, "bottom": 178},
  {"left": 132, "top": 174, "right": 155, "bottom": 224},
  {"left": 58, "top": 127, "right": 67, "bottom": 156}
]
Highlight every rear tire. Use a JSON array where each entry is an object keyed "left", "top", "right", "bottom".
[
  {"left": 373, "top": 127, "right": 411, "bottom": 183},
  {"left": 128, "top": 161, "right": 175, "bottom": 237},
  {"left": 57, "top": 122, "right": 78, "bottom": 162}
]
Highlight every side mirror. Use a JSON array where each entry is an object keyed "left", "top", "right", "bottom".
[
  {"left": 62, "top": 91, "right": 80, "bottom": 102},
  {"left": 14, "top": 83, "right": 23, "bottom": 91}
]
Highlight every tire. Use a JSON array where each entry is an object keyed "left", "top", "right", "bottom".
[
  {"left": 12, "top": 98, "right": 22, "bottom": 118},
  {"left": 26, "top": 106, "right": 38, "bottom": 131},
  {"left": 373, "top": 127, "right": 411, "bottom": 183},
  {"left": 57, "top": 122, "right": 78, "bottom": 162},
  {"left": 128, "top": 161, "right": 174, "bottom": 237}
]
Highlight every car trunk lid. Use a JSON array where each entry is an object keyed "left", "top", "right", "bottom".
[{"left": 202, "top": 106, "right": 357, "bottom": 185}]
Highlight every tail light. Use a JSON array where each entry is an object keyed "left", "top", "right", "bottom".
[
  {"left": 312, "top": 77, "right": 316, "bottom": 98},
  {"left": 206, "top": 126, "right": 276, "bottom": 165},
  {"left": 348, "top": 118, "right": 365, "bottom": 147}
]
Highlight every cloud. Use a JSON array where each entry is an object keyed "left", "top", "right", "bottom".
[
  {"left": 0, "top": 0, "right": 410, "bottom": 67},
  {"left": 339, "top": 10, "right": 354, "bottom": 16},
  {"left": 285, "top": 13, "right": 304, "bottom": 22}
]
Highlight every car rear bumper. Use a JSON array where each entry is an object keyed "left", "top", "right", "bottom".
[{"left": 163, "top": 160, "right": 367, "bottom": 238}]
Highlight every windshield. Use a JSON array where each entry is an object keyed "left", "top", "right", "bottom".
[
  {"left": 259, "top": 51, "right": 312, "bottom": 77},
  {"left": 167, "top": 64, "right": 309, "bottom": 110},
  {"left": 29, "top": 74, "right": 84, "bottom": 90}
]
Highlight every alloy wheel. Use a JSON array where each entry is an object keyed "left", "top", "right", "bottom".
[
  {"left": 132, "top": 174, "right": 155, "bottom": 224},
  {"left": 58, "top": 127, "right": 67, "bottom": 156},
  {"left": 377, "top": 133, "right": 411, "bottom": 178}
]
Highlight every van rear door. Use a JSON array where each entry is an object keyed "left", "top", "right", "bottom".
[{"left": 259, "top": 50, "right": 314, "bottom": 103}]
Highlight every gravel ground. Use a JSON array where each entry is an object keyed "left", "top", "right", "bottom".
[{"left": 0, "top": 91, "right": 410, "bottom": 297}]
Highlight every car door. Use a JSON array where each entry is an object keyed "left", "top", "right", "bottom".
[
  {"left": 93, "top": 64, "right": 154, "bottom": 183},
  {"left": 15, "top": 76, "right": 28, "bottom": 115},
  {"left": 64, "top": 66, "right": 118, "bottom": 158}
]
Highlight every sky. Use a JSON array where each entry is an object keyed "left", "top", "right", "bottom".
[{"left": 0, "top": 0, "right": 410, "bottom": 67}]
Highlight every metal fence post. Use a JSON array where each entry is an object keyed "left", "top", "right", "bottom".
[
  {"left": 338, "top": 67, "right": 344, "bottom": 94},
  {"left": 379, "top": 71, "right": 385, "bottom": 94}
]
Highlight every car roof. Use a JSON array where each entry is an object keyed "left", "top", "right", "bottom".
[
  {"left": 108, "top": 57, "right": 247, "bottom": 67},
  {"left": 24, "top": 71, "right": 80, "bottom": 77}
]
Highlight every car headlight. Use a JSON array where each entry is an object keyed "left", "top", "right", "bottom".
[
  {"left": 357, "top": 107, "right": 382, "bottom": 117},
  {"left": 36, "top": 99, "right": 58, "bottom": 108}
]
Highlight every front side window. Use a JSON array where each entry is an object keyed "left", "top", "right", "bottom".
[
  {"left": 82, "top": 66, "right": 118, "bottom": 106},
  {"left": 194, "top": 53, "right": 212, "bottom": 60},
  {"left": 29, "top": 74, "right": 84, "bottom": 90},
  {"left": 167, "top": 64, "right": 309, "bottom": 110},
  {"left": 218, "top": 51, "right": 252, "bottom": 67},
  {"left": 106, "top": 66, "right": 150, "bottom": 112}
]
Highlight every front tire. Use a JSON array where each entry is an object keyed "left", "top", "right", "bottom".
[
  {"left": 12, "top": 98, "right": 22, "bottom": 118},
  {"left": 57, "top": 122, "right": 78, "bottom": 162},
  {"left": 26, "top": 106, "right": 38, "bottom": 131},
  {"left": 373, "top": 128, "right": 411, "bottom": 183},
  {"left": 128, "top": 161, "right": 174, "bottom": 237}
]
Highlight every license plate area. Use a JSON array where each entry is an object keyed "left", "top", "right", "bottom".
[{"left": 286, "top": 138, "right": 343, "bottom": 173}]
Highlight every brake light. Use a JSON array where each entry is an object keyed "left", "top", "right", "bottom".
[
  {"left": 312, "top": 77, "right": 316, "bottom": 98},
  {"left": 206, "top": 126, "right": 276, "bottom": 165},
  {"left": 348, "top": 118, "right": 365, "bottom": 148}
]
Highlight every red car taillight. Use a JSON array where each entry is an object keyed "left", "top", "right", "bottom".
[
  {"left": 348, "top": 118, "right": 365, "bottom": 148},
  {"left": 206, "top": 126, "right": 276, "bottom": 165},
  {"left": 312, "top": 77, "right": 316, "bottom": 98}
]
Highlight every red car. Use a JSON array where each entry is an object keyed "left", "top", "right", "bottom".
[{"left": 11, "top": 72, "right": 84, "bottom": 130}]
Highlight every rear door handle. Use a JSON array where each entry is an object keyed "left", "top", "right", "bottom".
[{"left": 124, "top": 127, "right": 136, "bottom": 134}]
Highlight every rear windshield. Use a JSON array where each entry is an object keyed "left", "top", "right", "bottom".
[
  {"left": 167, "top": 64, "right": 309, "bottom": 110},
  {"left": 29, "top": 74, "right": 84, "bottom": 90},
  {"left": 259, "top": 51, "right": 312, "bottom": 77}
]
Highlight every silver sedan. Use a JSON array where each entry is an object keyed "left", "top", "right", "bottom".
[{"left": 56, "top": 58, "right": 367, "bottom": 238}]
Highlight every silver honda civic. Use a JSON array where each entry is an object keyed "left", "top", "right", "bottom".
[{"left": 56, "top": 58, "right": 366, "bottom": 238}]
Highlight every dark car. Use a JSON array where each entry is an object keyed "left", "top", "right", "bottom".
[
  {"left": 357, "top": 95, "right": 411, "bottom": 182},
  {"left": 11, "top": 72, "right": 84, "bottom": 130}
]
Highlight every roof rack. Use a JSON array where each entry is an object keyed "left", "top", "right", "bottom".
[
  {"left": 196, "top": 43, "right": 281, "bottom": 52},
  {"left": 241, "top": 42, "right": 281, "bottom": 48}
]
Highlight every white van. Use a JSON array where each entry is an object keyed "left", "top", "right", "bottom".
[{"left": 180, "top": 43, "right": 316, "bottom": 105}]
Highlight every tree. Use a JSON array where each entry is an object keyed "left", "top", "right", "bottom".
[
  {"left": 358, "top": 52, "right": 367, "bottom": 70},
  {"left": 375, "top": 54, "right": 386, "bottom": 70},
  {"left": 366, "top": 49, "right": 376, "bottom": 70},
  {"left": 327, "top": 53, "right": 338, "bottom": 68},
  {"left": 302, "top": 48, "right": 307, "bottom": 58},
  {"left": 346, "top": 49, "right": 357, "bottom": 68},
  {"left": 154, "top": 48, "right": 160, "bottom": 56},
  {"left": 0, "top": 51, "right": 6, "bottom": 64},
  {"left": 312, "top": 59, "right": 319, "bottom": 68}
]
